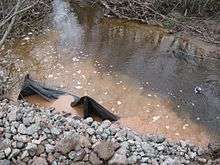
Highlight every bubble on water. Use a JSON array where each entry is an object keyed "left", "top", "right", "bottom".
[
  {"left": 175, "top": 133, "right": 180, "bottom": 136},
  {"left": 82, "top": 75, "right": 86, "bottom": 79},
  {"left": 117, "top": 101, "right": 122, "bottom": 105},
  {"left": 48, "top": 74, "right": 53, "bottom": 78},
  {"left": 75, "top": 86, "right": 82, "bottom": 89},
  {"left": 104, "top": 92, "right": 108, "bottom": 95},
  {"left": 77, "top": 81, "right": 81, "bottom": 85},
  {"left": 147, "top": 94, "right": 152, "bottom": 97},
  {"left": 60, "top": 84, "right": 64, "bottom": 88},
  {"left": 165, "top": 126, "right": 170, "bottom": 129},
  {"left": 93, "top": 71, "right": 97, "bottom": 74},
  {"left": 177, "top": 105, "right": 180, "bottom": 108},
  {"left": 72, "top": 57, "right": 79, "bottom": 62},
  {"left": 196, "top": 117, "right": 200, "bottom": 120},
  {"left": 76, "top": 70, "right": 81, "bottom": 74},
  {"left": 182, "top": 124, "right": 189, "bottom": 130},
  {"left": 152, "top": 116, "right": 160, "bottom": 122}
]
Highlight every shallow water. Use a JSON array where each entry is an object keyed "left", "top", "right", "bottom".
[{"left": 11, "top": 0, "right": 220, "bottom": 145}]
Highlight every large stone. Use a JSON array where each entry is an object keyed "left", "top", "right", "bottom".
[
  {"left": 7, "top": 110, "right": 17, "bottom": 122},
  {"left": 94, "top": 141, "right": 116, "bottom": 160},
  {"left": 89, "top": 152, "right": 103, "bottom": 165},
  {"left": 141, "top": 142, "right": 155, "bottom": 156},
  {"left": 56, "top": 132, "right": 79, "bottom": 154},
  {"left": 108, "top": 154, "right": 128, "bottom": 165},
  {"left": 26, "top": 143, "right": 37, "bottom": 156},
  {"left": 78, "top": 136, "right": 91, "bottom": 148}
]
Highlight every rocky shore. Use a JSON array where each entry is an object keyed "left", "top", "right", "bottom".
[{"left": 0, "top": 99, "right": 219, "bottom": 165}]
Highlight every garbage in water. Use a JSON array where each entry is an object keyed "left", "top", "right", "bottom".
[{"left": 18, "top": 75, "right": 119, "bottom": 121}]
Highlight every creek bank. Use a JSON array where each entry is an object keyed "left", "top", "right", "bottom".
[{"left": 0, "top": 99, "right": 219, "bottom": 164}]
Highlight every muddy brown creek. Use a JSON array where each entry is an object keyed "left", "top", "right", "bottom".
[{"left": 9, "top": 0, "right": 220, "bottom": 145}]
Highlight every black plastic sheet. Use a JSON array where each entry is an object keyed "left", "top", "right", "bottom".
[{"left": 18, "top": 74, "right": 119, "bottom": 121}]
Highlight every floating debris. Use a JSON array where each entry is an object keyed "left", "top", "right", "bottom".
[
  {"left": 76, "top": 70, "right": 81, "bottom": 74},
  {"left": 183, "top": 124, "right": 189, "bottom": 130},
  {"left": 117, "top": 101, "right": 122, "bottom": 105},
  {"left": 152, "top": 116, "right": 160, "bottom": 122},
  {"left": 194, "top": 86, "right": 202, "bottom": 94},
  {"left": 48, "top": 74, "right": 53, "bottom": 78},
  {"left": 72, "top": 57, "right": 79, "bottom": 62},
  {"left": 165, "top": 126, "right": 170, "bottom": 129},
  {"left": 75, "top": 86, "right": 82, "bottom": 89}
]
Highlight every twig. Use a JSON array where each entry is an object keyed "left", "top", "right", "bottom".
[{"left": 0, "top": 0, "right": 21, "bottom": 47}]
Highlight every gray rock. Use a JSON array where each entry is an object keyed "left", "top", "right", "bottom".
[
  {"left": 20, "top": 150, "right": 29, "bottom": 160},
  {"left": 26, "top": 143, "right": 37, "bottom": 156},
  {"left": 75, "top": 149, "right": 86, "bottom": 161},
  {"left": 140, "top": 157, "right": 149, "bottom": 163},
  {"left": 157, "top": 145, "right": 165, "bottom": 151},
  {"left": 37, "top": 144, "right": 45, "bottom": 155},
  {"left": 55, "top": 132, "right": 79, "bottom": 154},
  {"left": 68, "top": 151, "right": 76, "bottom": 160},
  {"left": 89, "top": 152, "right": 102, "bottom": 165},
  {"left": 84, "top": 117, "right": 93, "bottom": 125},
  {"left": 87, "top": 128, "right": 95, "bottom": 136},
  {"left": 162, "top": 157, "right": 176, "bottom": 165},
  {"left": 45, "top": 144, "right": 55, "bottom": 153},
  {"left": 0, "top": 151, "right": 5, "bottom": 159},
  {"left": 13, "top": 135, "right": 29, "bottom": 143},
  {"left": 91, "top": 121, "right": 99, "bottom": 129},
  {"left": 141, "top": 142, "right": 155, "bottom": 156},
  {"left": 18, "top": 123, "right": 39, "bottom": 135},
  {"left": 7, "top": 110, "right": 17, "bottom": 122},
  {"left": 153, "top": 135, "right": 166, "bottom": 143},
  {"left": 128, "top": 155, "right": 138, "bottom": 164},
  {"left": 8, "top": 149, "right": 20, "bottom": 159},
  {"left": 78, "top": 136, "right": 91, "bottom": 148},
  {"left": 31, "top": 157, "right": 48, "bottom": 165},
  {"left": 96, "top": 126, "right": 103, "bottom": 135},
  {"left": 16, "top": 142, "right": 25, "bottom": 149},
  {"left": 18, "top": 124, "right": 27, "bottom": 134},
  {"left": 108, "top": 154, "right": 128, "bottom": 165},
  {"left": 51, "top": 127, "right": 61, "bottom": 135},
  {"left": 100, "top": 120, "right": 111, "bottom": 128},
  {"left": 0, "top": 160, "right": 11, "bottom": 165},
  {"left": 4, "top": 147, "right": 11, "bottom": 157},
  {"left": 94, "top": 141, "right": 115, "bottom": 160},
  {"left": 68, "top": 149, "right": 86, "bottom": 161}
]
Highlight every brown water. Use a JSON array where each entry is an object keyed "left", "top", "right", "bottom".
[{"left": 11, "top": 0, "right": 220, "bottom": 145}]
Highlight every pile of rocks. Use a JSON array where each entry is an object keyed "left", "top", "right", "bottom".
[{"left": 0, "top": 99, "right": 218, "bottom": 164}]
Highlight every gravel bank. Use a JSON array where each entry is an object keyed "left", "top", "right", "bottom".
[{"left": 0, "top": 99, "right": 219, "bottom": 165}]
